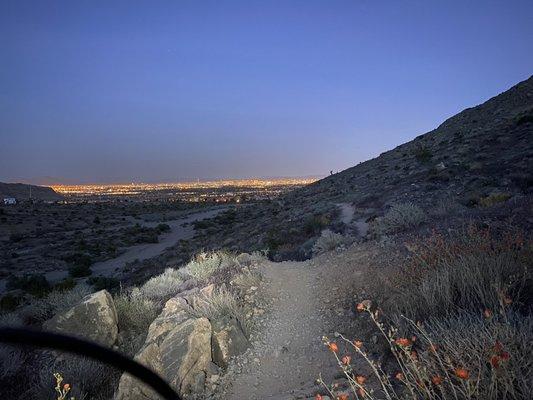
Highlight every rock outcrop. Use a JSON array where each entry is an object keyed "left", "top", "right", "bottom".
[
  {"left": 116, "top": 296, "right": 212, "bottom": 399},
  {"left": 211, "top": 316, "right": 249, "bottom": 368},
  {"left": 43, "top": 289, "right": 118, "bottom": 346}
]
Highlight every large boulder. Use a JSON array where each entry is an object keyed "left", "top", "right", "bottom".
[
  {"left": 211, "top": 316, "right": 249, "bottom": 368},
  {"left": 115, "top": 296, "right": 212, "bottom": 399},
  {"left": 43, "top": 289, "right": 118, "bottom": 347}
]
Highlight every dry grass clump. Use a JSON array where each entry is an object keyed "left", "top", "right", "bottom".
[
  {"left": 187, "top": 287, "right": 250, "bottom": 336},
  {"left": 479, "top": 193, "right": 512, "bottom": 207},
  {"left": 114, "top": 289, "right": 158, "bottom": 356},
  {"left": 370, "top": 203, "right": 427, "bottom": 236},
  {"left": 313, "top": 229, "right": 353, "bottom": 255},
  {"left": 232, "top": 268, "right": 262, "bottom": 289},
  {"left": 139, "top": 267, "right": 183, "bottom": 304},
  {"left": 387, "top": 226, "right": 531, "bottom": 320},
  {"left": 184, "top": 250, "right": 238, "bottom": 281}
]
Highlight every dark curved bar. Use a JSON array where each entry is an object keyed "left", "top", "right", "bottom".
[{"left": 0, "top": 327, "right": 181, "bottom": 400}]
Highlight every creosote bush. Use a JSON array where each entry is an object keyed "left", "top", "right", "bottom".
[{"left": 370, "top": 203, "right": 427, "bottom": 236}]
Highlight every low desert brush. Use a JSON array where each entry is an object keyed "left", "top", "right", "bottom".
[
  {"left": 319, "top": 300, "right": 532, "bottom": 400},
  {"left": 386, "top": 225, "right": 532, "bottom": 320},
  {"left": 139, "top": 268, "right": 183, "bottom": 304},
  {"left": 187, "top": 287, "right": 250, "bottom": 336},
  {"left": 184, "top": 250, "right": 237, "bottom": 280},
  {"left": 370, "top": 203, "right": 427, "bottom": 236},
  {"left": 313, "top": 229, "right": 353, "bottom": 255}
]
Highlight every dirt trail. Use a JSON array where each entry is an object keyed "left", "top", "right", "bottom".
[{"left": 226, "top": 259, "right": 341, "bottom": 400}]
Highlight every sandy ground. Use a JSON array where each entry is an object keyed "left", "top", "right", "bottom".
[{"left": 1, "top": 207, "right": 226, "bottom": 288}]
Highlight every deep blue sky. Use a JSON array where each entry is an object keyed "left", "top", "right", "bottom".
[{"left": 1, "top": 1, "right": 532, "bottom": 184}]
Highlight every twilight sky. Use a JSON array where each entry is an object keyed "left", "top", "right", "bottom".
[{"left": 1, "top": 1, "right": 532, "bottom": 184}]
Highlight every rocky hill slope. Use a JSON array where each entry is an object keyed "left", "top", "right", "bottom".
[
  {"left": 189, "top": 75, "right": 533, "bottom": 261},
  {"left": 0, "top": 182, "right": 63, "bottom": 202}
]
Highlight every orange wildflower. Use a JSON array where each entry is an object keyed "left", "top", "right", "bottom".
[
  {"left": 503, "top": 296, "right": 512, "bottom": 306},
  {"left": 395, "top": 338, "right": 412, "bottom": 347},
  {"left": 337, "top": 394, "right": 349, "bottom": 400},
  {"left": 354, "top": 340, "right": 363, "bottom": 349},
  {"left": 341, "top": 355, "right": 351, "bottom": 365},
  {"left": 431, "top": 375, "right": 443, "bottom": 385},
  {"left": 490, "top": 355, "right": 501, "bottom": 368},
  {"left": 356, "top": 303, "right": 365, "bottom": 312},
  {"left": 411, "top": 335, "right": 417, "bottom": 342},
  {"left": 355, "top": 375, "right": 367, "bottom": 385},
  {"left": 329, "top": 342, "right": 339, "bottom": 353},
  {"left": 429, "top": 344, "right": 439, "bottom": 353},
  {"left": 357, "top": 387, "right": 366, "bottom": 397},
  {"left": 410, "top": 350, "right": 418, "bottom": 360},
  {"left": 454, "top": 368, "right": 470, "bottom": 380},
  {"left": 395, "top": 372, "right": 405, "bottom": 381},
  {"left": 315, "top": 395, "right": 323, "bottom": 400},
  {"left": 483, "top": 309, "right": 493, "bottom": 318}
]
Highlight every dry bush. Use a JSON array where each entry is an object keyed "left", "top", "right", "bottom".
[
  {"left": 0, "top": 313, "right": 25, "bottom": 379},
  {"left": 232, "top": 268, "right": 262, "bottom": 289},
  {"left": 32, "top": 353, "right": 120, "bottom": 400},
  {"left": 386, "top": 226, "right": 532, "bottom": 320},
  {"left": 312, "top": 229, "right": 353, "bottom": 255},
  {"left": 139, "top": 267, "right": 183, "bottom": 304},
  {"left": 114, "top": 289, "right": 158, "bottom": 356},
  {"left": 187, "top": 287, "right": 250, "bottom": 336},
  {"left": 25, "top": 284, "right": 92, "bottom": 322},
  {"left": 320, "top": 304, "right": 532, "bottom": 400},
  {"left": 184, "top": 250, "right": 238, "bottom": 280},
  {"left": 370, "top": 203, "right": 427, "bottom": 236}
]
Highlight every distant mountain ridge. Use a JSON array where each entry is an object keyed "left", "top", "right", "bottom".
[{"left": 0, "top": 182, "right": 63, "bottom": 201}]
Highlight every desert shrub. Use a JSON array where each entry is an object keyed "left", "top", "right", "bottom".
[
  {"left": 187, "top": 287, "right": 250, "bottom": 336},
  {"left": 321, "top": 304, "right": 532, "bottom": 400},
  {"left": 156, "top": 223, "right": 170, "bottom": 233},
  {"left": 53, "top": 278, "right": 77, "bottom": 291},
  {"left": 232, "top": 268, "right": 262, "bottom": 289},
  {"left": 184, "top": 250, "right": 237, "bottom": 281},
  {"left": 385, "top": 226, "right": 531, "bottom": 320},
  {"left": 26, "top": 284, "right": 92, "bottom": 322},
  {"left": 0, "top": 293, "right": 21, "bottom": 312},
  {"left": 68, "top": 264, "right": 92, "bottom": 278},
  {"left": 413, "top": 145, "right": 432, "bottom": 163},
  {"left": 515, "top": 112, "right": 533, "bottom": 126},
  {"left": 87, "top": 276, "right": 120, "bottom": 292},
  {"left": 370, "top": 203, "right": 427, "bottom": 236},
  {"left": 478, "top": 192, "right": 511, "bottom": 207},
  {"left": 312, "top": 229, "right": 352, "bottom": 255},
  {"left": 0, "top": 314, "right": 26, "bottom": 379},
  {"left": 140, "top": 268, "right": 183, "bottom": 304},
  {"left": 6, "top": 274, "right": 51, "bottom": 297},
  {"left": 114, "top": 289, "right": 158, "bottom": 356},
  {"left": 304, "top": 214, "right": 330, "bottom": 235},
  {"left": 33, "top": 353, "right": 119, "bottom": 400}
]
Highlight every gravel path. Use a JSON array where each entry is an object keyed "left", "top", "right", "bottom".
[{"left": 225, "top": 259, "right": 339, "bottom": 400}]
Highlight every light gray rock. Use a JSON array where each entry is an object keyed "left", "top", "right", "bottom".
[
  {"left": 115, "top": 295, "right": 212, "bottom": 399},
  {"left": 211, "top": 316, "right": 249, "bottom": 368},
  {"left": 43, "top": 290, "right": 118, "bottom": 347}
]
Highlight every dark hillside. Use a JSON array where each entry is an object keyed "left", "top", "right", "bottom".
[
  {"left": 156, "top": 76, "right": 533, "bottom": 265},
  {"left": 0, "top": 182, "right": 63, "bottom": 202}
]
